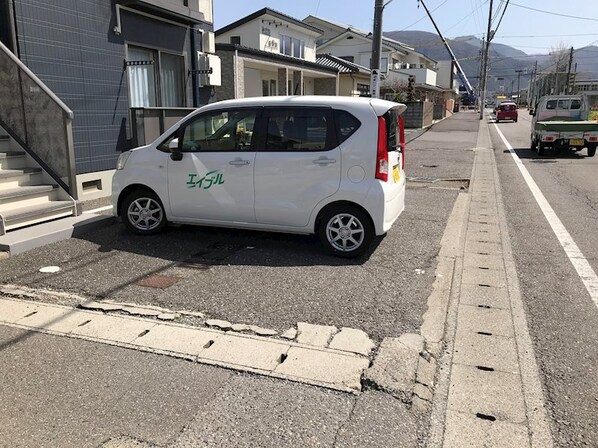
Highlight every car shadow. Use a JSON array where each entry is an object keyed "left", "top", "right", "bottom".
[
  {"left": 511, "top": 146, "right": 590, "bottom": 160},
  {"left": 76, "top": 221, "right": 383, "bottom": 269}
]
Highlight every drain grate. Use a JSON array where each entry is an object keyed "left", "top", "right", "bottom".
[{"left": 408, "top": 177, "right": 440, "bottom": 183}]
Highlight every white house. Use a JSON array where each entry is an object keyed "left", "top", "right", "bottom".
[
  {"left": 213, "top": 8, "right": 339, "bottom": 101},
  {"left": 303, "top": 15, "right": 439, "bottom": 97}
]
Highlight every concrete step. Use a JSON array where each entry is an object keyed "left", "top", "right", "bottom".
[
  {"left": 0, "top": 151, "right": 27, "bottom": 170},
  {"left": 0, "top": 168, "right": 42, "bottom": 189},
  {"left": 0, "top": 213, "right": 113, "bottom": 254},
  {"left": 1, "top": 200, "right": 75, "bottom": 232},
  {"left": 0, "top": 184, "right": 58, "bottom": 208}
]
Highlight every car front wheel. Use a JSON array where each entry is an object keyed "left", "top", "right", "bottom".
[
  {"left": 318, "top": 206, "right": 374, "bottom": 258},
  {"left": 121, "top": 190, "right": 167, "bottom": 235}
]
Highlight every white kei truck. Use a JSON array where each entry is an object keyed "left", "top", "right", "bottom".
[{"left": 530, "top": 95, "right": 598, "bottom": 157}]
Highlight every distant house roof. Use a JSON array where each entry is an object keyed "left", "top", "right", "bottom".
[
  {"left": 216, "top": 43, "right": 339, "bottom": 74},
  {"left": 316, "top": 54, "right": 370, "bottom": 74},
  {"left": 216, "top": 8, "right": 323, "bottom": 36}
]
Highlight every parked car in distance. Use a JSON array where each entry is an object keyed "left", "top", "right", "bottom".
[
  {"left": 112, "top": 96, "right": 407, "bottom": 258},
  {"left": 495, "top": 102, "right": 518, "bottom": 123}
]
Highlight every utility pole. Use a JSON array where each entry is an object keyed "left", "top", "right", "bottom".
[
  {"left": 479, "top": 0, "right": 494, "bottom": 119},
  {"left": 515, "top": 69, "right": 523, "bottom": 107},
  {"left": 566, "top": 46, "right": 574, "bottom": 94},
  {"left": 370, "top": 0, "right": 385, "bottom": 99},
  {"left": 529, "top": 60, "right": 537, "bottom": 108}
]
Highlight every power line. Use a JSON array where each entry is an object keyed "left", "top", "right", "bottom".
[
  {"left": 399, "top": 0, "right": 450, "bottom": 31},
  {"left": 493, "top": 0, "right": 510, "bottom": 34},
  {"left": 509, "top": 2, "right": 598, "bottom": 22}
]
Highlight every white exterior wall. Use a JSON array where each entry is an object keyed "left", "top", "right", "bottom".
[
  {"left": 437, "top": 60, "right": 458, "bottom": 92},
  {"left": 244, "top": 67, "right": 262, "bottom": 97},
  {"left": 215, "top": 21, "right": 260, "bottom": 49},
  {"left": 216, "top": 15, "right": 319, "bottom": 62},
  {"left": 320, "top": 38, "right": 371, "bottom": 66}
]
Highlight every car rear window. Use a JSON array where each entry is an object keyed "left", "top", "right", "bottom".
[
  {"left": 333, "top": 110, "right": 361, "bottom": 144},
  {"left": 500, "top": 104, "right": 516, "bottom": 111},
  {"left": 385, "top": 108, "right": 402, "bottom": 152}
]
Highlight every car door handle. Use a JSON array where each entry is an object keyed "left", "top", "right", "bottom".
[
  {"left": 312, "top": 158, "right": 336, "bottom": 165},
  {"left": 229, "top": 158, "right": 251, "bottom": 166}
]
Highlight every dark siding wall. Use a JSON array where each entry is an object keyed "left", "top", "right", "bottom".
[{"left": 13, "top": 0, "right": 198, "bottom": 174}]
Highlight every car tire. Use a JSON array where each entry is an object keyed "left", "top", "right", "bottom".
[
  {"left": 530, "top": 137, "right": 537, "bottom": 151},
  {"left": 121, "top": 189, "right": 167, "bottom": 235},
  {"left": 318, "top": 206, "right": 374, "bottom": 258},
  {"left": 537, "top": 143, "right": 546, "bottom": 156},
  {"left": 514, "top": 118, "right": 518, "bottom": 123},
  {"left": 588, "top": 145, "right": 597, "bottom": 157}
]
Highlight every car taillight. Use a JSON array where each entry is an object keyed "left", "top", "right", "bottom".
[
  {"left": 376, "top": 116, "right": 388, "bottom": 181},
  {"left": 588, "top": 136, "right": 598, "bottom": 142},
  {"left": 399, "top": 114, "right": 405, "bottom": 170},
  {"left": 545, "top": 136, "right": 554, "bottom": 142}
]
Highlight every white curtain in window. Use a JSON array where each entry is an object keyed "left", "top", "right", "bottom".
[
  {"left": 160, "top": 53, "right": 184, "bottom": 107},
  {"left": 128, "top": 47, "right": 156, "bottom": 107}
]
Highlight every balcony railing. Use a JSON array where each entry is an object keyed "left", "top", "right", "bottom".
[
  {"left": 0, "top": 40, "right": 77, "bottom": 199},
  {"left": 130, "top": 107, "right": 195, "bottom": 148}
]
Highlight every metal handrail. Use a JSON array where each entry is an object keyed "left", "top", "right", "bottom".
[
  {"left": 0, "top": 40, "right": 78, "bottom": 199},
  {"left": 0, "top": 40, "right": 73, "bottom": 120}
]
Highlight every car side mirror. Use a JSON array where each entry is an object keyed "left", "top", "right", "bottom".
[
  {"left": 169, "top": 138, "right": 183, "bottom": 161},
  {"left": 529, "top": 110, "right": 535, "bottom": 116}
]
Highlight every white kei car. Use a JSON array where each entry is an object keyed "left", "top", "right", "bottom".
[{"left": 112, "top": 96, "right": 407, "bottom": 257}]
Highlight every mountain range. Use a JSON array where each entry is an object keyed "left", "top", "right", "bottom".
[{"left": 384, "top": 30, "right": 598, "bottom": 92}]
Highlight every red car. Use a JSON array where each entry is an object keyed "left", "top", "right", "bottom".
[{"left": 495, "top": 102, "right": 518, "bottom": 123}]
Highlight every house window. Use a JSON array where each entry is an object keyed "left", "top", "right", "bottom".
[
  {"left": 381, "top": 57, "right": 388, "bottom": 73},
  {"left": 230, "top": 36, "right": 241, "bottom": 45},
  {"left": 127, "top": 46, "right": 185, "bottom": 108},
  {"left": 356, "top": 83, "right": 370, "bottom": 97},
  {"left": 280, "top": 35, "right": 305, "bottom": 59},
  {"left": 262, "top": 79, "right": 277, "bottom": 96}
]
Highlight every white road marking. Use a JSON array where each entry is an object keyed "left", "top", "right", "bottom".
[
  {"left": 492, "top": 121, "right": 598, "bottom": 309},
  {"left": 83, "top": 205, "right": 113, "bottom": 214}
]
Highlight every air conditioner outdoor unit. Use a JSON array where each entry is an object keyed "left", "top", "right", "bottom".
[{"left": 197, "top": 52, "right": 221, "bottom": 86}]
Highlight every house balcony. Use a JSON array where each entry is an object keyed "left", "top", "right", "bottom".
[{"left": 401, "top": 68, "right": 437, "bottom": 87}]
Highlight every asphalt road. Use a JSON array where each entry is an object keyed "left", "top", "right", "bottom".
[
  {"left": 0, "top": 113, "right": 477, "bottom": 343},
  {"left": 489, "top": 111, "right": 598, "bottom": 447}
]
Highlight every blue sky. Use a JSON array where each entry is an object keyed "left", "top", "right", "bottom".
[{"left": 213, "top": 1, "right": 598, "bottom": 54}]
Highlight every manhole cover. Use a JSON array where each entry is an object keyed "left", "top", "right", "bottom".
[
  {"left": 136, "top": 275, "right": 181, "bottom": 289},
  {"left": 408, "top": 177, "right": 440, "bottom": 183}
]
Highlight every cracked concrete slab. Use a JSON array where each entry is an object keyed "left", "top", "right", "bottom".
[
  {"left": 0, "top": 298, "right": 372, "bottom": 392},
  {"left": 274, "top": 346, "right": 368, "bottom": 391},
  {"left": 362, "top": 335, "right": 422, "bottom": 402},
  {"left": 328, "top": 327, "right": 376, "bottom": 356},
  {"left": 296, "top": 322, "right": 338, "bottom": 347}
]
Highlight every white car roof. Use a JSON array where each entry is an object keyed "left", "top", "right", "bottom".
[{"left": 194, "top": 95, "right": 406, "bottom": 116}]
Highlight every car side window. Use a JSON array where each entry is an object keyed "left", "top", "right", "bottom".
[
  {"left": 571, "top": 99, "right": 582, "bottom": 110},
  {"left": 263, "top": 108, "right": 332, "bottom": 151},
  {"left": 334, "top": 110, "right": 361, "bottom": 144},
  {"left": 546, "top": 100, "right": 557, "bottom": 110},
  {"left": 181, "top": 109, "right": 257, "bottom": 152}
]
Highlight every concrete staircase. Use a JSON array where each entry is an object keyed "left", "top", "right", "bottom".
[{"left": 0, "top": 131, "right": 77, "bottom": 235}]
